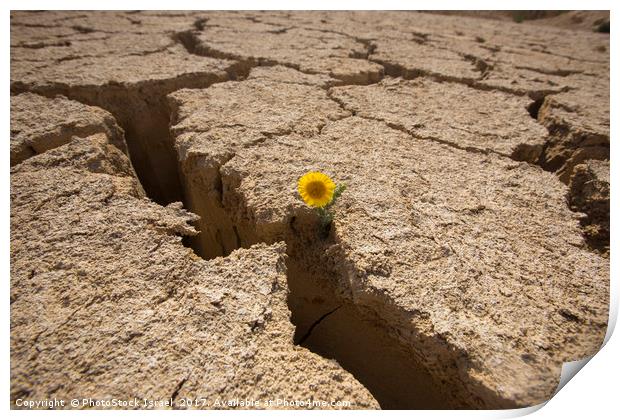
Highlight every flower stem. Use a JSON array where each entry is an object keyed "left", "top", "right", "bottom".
[{"left": 316, "top": 183, "right": 346, "bottom": 233}]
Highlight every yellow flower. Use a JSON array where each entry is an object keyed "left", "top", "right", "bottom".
[{"left": 298, "top": 171, "right": 336, "bottom": 208}]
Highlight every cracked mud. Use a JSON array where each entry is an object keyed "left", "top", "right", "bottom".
[{"left": 10, "top": 11, "right": 609, "bottom": 409}]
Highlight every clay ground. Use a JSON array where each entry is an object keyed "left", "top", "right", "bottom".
[{"left": 10, "top": 11, "right": 609, "bottom": 409}]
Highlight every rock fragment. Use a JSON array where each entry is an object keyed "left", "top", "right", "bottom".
[
  {"left": 10, "top": 93, "right": 126, "bottom": 166},
  {"left": 170, "top": 77, "right": 347, "bottom": 137},
  {"left": 247, "top": 65, "right": 338, "bottom": 88},
  {"left": 538, "top": 77, "right": 610, "bottom": 181},
  {"left": 330, "top": 77, "right": 547, "bottom": 159},
  {"left": 369, "top": 38, "right": 482, "bottom": 82},
  {"left": 186, "top": 19, "right": 383, "bottom": 84},
  {"left": 11, "top": 33, "right": 177, "bottom": 65},
  {"left": 568, "top": 160, "right": 610, "bottom": 254}
]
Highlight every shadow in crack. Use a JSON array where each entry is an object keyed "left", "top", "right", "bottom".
[{"left": 287, "top": 259, "right": 451, "bottom": 409}]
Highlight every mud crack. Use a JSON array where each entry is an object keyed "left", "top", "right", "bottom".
[{"left": 294, "top": 305, "right": 342, "bottom": 346}]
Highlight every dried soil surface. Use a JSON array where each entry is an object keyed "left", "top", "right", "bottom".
[
  {"left": 430, "top": 11, "right": 610, "bottom": 33},
  {"left": 10, "top": 11, "right": 609, "bottom": 409}
]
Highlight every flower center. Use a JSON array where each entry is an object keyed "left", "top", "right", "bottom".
[{"left": 306, "top": 181, "right": 326, "bottom": 199}]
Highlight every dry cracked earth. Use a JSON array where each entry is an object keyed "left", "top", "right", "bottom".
[{"left": 10, "top": 11, "right": 610, "bottom": 409}]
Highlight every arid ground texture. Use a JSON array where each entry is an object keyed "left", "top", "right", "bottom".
[{"left": 10, "top": 11, "right": 609, "bottom": 409}]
